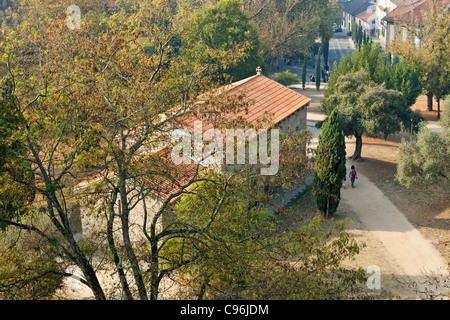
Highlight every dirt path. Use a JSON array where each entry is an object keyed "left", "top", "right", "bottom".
[
  {"left": 301, "top": 86, "right": 449, "bottom": 298},
  {"left": 340, "top": 162, "right": 449, "bottom": 298}
]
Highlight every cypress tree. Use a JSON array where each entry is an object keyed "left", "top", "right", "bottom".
[
  {"left": 323, "top": 37, "right": 329, "bottom": 69},
  {"left": 313, "top": 110, "right": 346, "bottom": 218},
  {"left": 351, "top": 18, "right": 356, "bottom": 42},
  {"left": 316, "top": 46, "right": 321, "bottom": 91},
  {"left": 302, "top": 53, "right": 307, "bottom": 89}
]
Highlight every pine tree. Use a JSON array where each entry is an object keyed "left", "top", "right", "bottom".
[{"left": 313, "top": 110, "right": 346, "bottom": 218}]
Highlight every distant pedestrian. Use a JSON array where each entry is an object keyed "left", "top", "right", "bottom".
[
  {"left": 342, "top": 174, "right": 346, "bottom": 189},
  {"left": 349, "top": 165, "right": 358, "bottom": 188}
]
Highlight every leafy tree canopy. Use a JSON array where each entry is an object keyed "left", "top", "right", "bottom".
[
  {"left": 387, "top": 0, "right": 450, "bottom": 118},
  {"left": 322, "top": 70, "right": 419, "bottom": 160},
  {"left": 326, "top": 40, "right": 422, "bottom": 108},
  {"left": 184, "top": 0, "right": 267, "bottom": 81}
]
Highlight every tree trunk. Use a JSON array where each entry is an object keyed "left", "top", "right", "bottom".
[
  {"left": 197, "top": 275, "right": 210, "bottom": 300},
  {"left": 47, "top": 195, "right": 107, "bottom": 300},
  {"left": 427, "top": 92, "right": 433, "bottom": 111},
  {"left": 120, "top": 196, "right": 148, "bottom": 300},
  {"left": 118, "top": 169, "right": 148, "bottom": 300},
  {"left": 351, "top": 134, "right": 362, "bottom": 161},
  {"left": 302, "top": 56, "right": 307, "bottom": 90},
  {"left": 437, "top": 98, "right": 441, "bottom": 120},
  {"left": 107, "top": 196, "right": 133, "bottom": 300},
  {"left": 150, "top": 238, "right": 160, "bottom": 300},
  {"left": 80, "top": 259, "right": 107, "bottom": 300}
]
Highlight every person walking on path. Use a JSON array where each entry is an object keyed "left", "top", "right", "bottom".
[{"left": 349, "top": 165, "right": 357, "bottom": 188}]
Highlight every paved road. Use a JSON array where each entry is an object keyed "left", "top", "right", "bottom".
[
  {"left": 328, "top": 31, "right": 354, "bottom": 68},
  {"left": 271, "top": 31, "right": 354, "bottom": 80},
  {"left": 426, "top": 123, "right": 444, "bottom": 134}
]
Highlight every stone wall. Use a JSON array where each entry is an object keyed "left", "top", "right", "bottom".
[{"left": 275, "top": 103, "right": 308, "bottom": 136}]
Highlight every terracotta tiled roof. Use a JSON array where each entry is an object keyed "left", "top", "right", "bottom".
[
  {"left": 229, "top": 75, "right": 311, "bottom": 125},
  {"left": 178, "top": 74, "right": 311, "bottom": 133},
  {"left": 73, "top": 167, "right": 115, "bottom": 191},
  {"left": 131, "top": 147, "right": 201, "bottom": 201},
  {"left": 391, "top": 0, "right": 423, "bottom": 6},
  {"left": 383, "top": 0, "right": 426, "bottom": 24},
  {"left": 356, "top": 6, "right": 376, "bottom": 22},
  {"left": 74, "top": 147, "right": 201, "bottom": 201},
  {"left": 382, "top": 0, "right": 449, "bottom": 25}
]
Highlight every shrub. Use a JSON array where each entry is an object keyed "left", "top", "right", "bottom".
[
  {"left": 396, "top": 123, "right": 450, "bottom": 188},
  {"left": 274, "top": 70, "right": 300, "bottom": 86},
  {"left": 440, "top": 95, "right": 450, "bottom": 128}
]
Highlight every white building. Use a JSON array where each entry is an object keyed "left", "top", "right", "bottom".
[
  {"left": 381, "top": 0, "right": 450, "bottom": 47},
  {"left": 340, "top": 0, "right": 425, "bottom": 47}
]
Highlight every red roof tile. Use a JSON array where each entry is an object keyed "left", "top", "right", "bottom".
[
  {"left": 383, "top": 0, "right": 426, "bottom": 24},
  {"left": 74, "top": 147, "right": 201, "bottom": 201},
  {"left": 392, "top": 0, "right": 424, "bottom": 6},
  {"left": 356, "top": 7, "right": 376, "bottom": 23},
  {"left": 178, "top": 74, "right": 311, "bottom": 133},
  {"left": 383, "top": 0, "right": 450, "bottom": 25},
  {"left": 133, "top": 147, "right": 201, "bottom": 201}
]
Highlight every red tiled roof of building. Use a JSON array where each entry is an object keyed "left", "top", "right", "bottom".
[
  {"left": 132, "top": 147, "right": 201, "bottom": 201},
  {"left": 356, "top": 6, "right": 376, "bottom": 22},
  {"left": 383, "top": 0, "right": 426, "bottom": 24},
  {"left": 178, "top": 74, "right": 311, "bottom": 133},
  {"left": 73, "top": 168, "right": 114, "bottom": 191},
  {"left": 74, "top": 147, "right": 201, "bottom": 201},
  {"left": 383, "top": 0, "right": 449, "bottom": 25},
  {"left": 392, "top": 0, "right": 424, "bottom": 6},
  {"left": 229, "top": 75, "right": 311, "bottom": 125}
]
